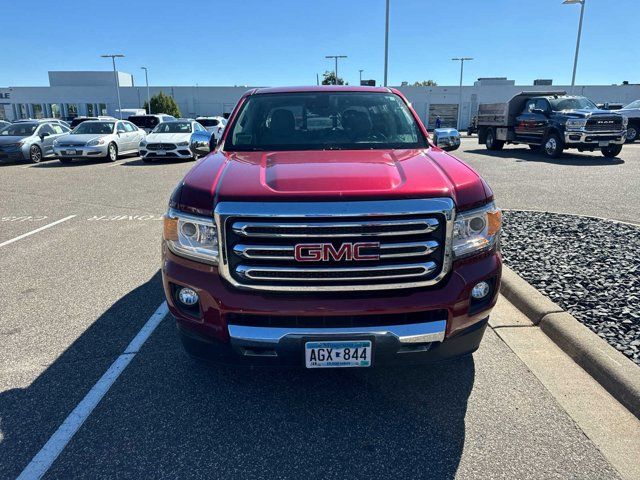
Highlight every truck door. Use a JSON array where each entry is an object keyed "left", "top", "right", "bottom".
[
  {"left": 515, "top": 99, "right": 537, "bottom": 141},
  {"left": 532, "top": 98, "right": 552, "bottom": 140}
]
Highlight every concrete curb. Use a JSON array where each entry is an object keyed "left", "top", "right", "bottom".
[{"left": 500, "top": 265, "right": 640, "bottom": 419}]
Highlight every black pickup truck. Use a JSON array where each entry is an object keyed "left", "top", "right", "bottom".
[{"left": 477, "top": 91, "right": 627, "bottom": 158}]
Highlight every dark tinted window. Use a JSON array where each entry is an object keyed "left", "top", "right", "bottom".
[
  {"left": 225, "top": 92, "right": 427, "bottom": 151},
  {"left": 197, "top": 118, "right": 219, "bottom": 127},
  {"left": 128, "top": 115, "right": 160, "bottom": 129},
  {"left": 70, "top": 117, "right": 97, "bottom": 128}
]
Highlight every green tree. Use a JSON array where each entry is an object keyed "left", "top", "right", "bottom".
[
  {"left": 413, "top": 80, "right": 438, "bottom": 87},
  {"left": 143, "top": 92, "right": 181, "bottom": 117},
  {"left": 322, "top": 71, "right": 348, "bottom": 85}
]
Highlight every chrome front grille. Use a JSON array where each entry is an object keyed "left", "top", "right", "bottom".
[
  {"left": 585, "top": 116, "right": 623, "bottom": 132},
  {"left": 215, "top": 199, "right": 454, "bottom": 292},
  {"left": 147, "top": 143, "right": 176, "bottom": 150}
]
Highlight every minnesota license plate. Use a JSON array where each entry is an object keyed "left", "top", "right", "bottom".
[
  {"left": 305, "top": 340, "right": 372, "bottom": 368},
  {"left": 156, "top": 151, "right": 166, "bottom": 155},
  {"left": 65, "top": 150, "right": 78, "bottom": 155},
  {"left": 599, "top": 141, "right": 609, "bottom": 147}
]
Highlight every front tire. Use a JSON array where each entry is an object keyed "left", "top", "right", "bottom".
[
  {"left": 29, "top": 145, "right": 43, "bottom": 163},
  {"left": 626, "top": 124, "right": 638, "bottom": 143},
  {"left": 542, "top": 133, "right": 563, "bottom": 158},
  {"left": 601, "top": 144, "right": 623, "bottom": 158},
  {"left": 485, "top": 128, "right": 504, "bottom": 151},
  {"left": 106, "top": 143, "right": 118, "bottom": 162}
]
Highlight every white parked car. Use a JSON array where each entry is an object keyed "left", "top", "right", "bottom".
[
  {"left": 53, "top": 119, "right": 145, "bottom": 163},
  {"left": 195, "top": 116, "right": 227, "bottom": 141},
  {"left": 139, "top": 120, "right": 211, "bottom": 162}
]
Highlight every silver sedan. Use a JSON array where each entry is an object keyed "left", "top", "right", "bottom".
[{"left": 53, "top": 120, "right": 145, "bottom": 163}]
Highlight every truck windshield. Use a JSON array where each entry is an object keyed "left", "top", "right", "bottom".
[
  {"left": 549, "top": 97, "right": 597, "bottom": 111},
  {"left": 225, "top": 92, "right": 427, "bottom": 151}
]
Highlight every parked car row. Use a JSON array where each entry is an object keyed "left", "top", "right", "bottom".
[{"left": 0, "top": 115, "right": 218, "bottom": 164}]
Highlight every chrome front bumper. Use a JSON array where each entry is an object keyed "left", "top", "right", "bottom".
[
  {"left": 54, "top": 145, "right": 108, "bottom": 157},
  {"left": 140, "top": 147, "right": 193, "bottom": 159},
  {"left": 564, "top": 130, "right": 626, "bottom": 145},
  {"left": 228, "top": 320, "right": 447, "bottom": 348}
]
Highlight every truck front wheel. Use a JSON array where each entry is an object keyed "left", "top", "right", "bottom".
[
  {"left": 542, "top": 133, "right": 563, "bottom": 158},
  {"left": 485, "top": 128, "right": 504, "bottom": 151},
  {"left": 601, "top": 144, "right": 623, "bottom": 158},
  {"left": 626, "top": 123, "right": 638, "bottom": 143}
]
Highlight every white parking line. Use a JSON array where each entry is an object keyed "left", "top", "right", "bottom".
[
  {"left": 0, "top": 215, "right": 76, "bottom": 248},
  {"left": 17, "top": 301, "right": 169, "bottom": 480}
]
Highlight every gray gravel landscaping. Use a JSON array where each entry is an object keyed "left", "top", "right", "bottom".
[{"left": 501, "top": 211, "right": 640, "bottom": 365}]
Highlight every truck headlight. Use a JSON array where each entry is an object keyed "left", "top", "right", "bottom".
[
  {"left": 163, "top": 209, "right": 218, "bottom": 264},
  {"left": 453, "top": 202, "right": 502, "bottom": 259},
  {"left": 87, "top": 138, "right": 105, "bottom": 146},
  {"left": 566, "top": 119, "right": 587, "bottom": 130},
  {"left": 622, "top": 117, "right": 628, "bottom": 128}
]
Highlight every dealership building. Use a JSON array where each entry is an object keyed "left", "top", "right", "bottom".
[{"left": 1, "top": 71, "right": 639, "bottom": 129}]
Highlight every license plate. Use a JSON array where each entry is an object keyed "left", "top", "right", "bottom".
[
  {"left": 599, "top": 141, "right": 609, "bottom": 147},
  {"left": 305, "top": 340, "right": 371, "bottom": 368},
  {"left": 156, "top": 150, "right": 166, "bottom": 155},
  {"left": 64, "top": 150, "right": 78, "bottom": 155}
]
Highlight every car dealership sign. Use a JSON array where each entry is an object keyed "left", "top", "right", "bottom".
[{"left": 0, "top": 89, "right": 9, "bottom": 100}]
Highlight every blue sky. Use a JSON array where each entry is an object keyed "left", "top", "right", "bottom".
[{"left": 2, "top": 0, "right": 638, "bottom": 88}]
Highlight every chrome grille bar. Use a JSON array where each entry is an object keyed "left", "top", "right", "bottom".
[
  {"left": 215, "top": 199, "right": 455, "bottom": 292},
  {"left": 233, "top": 240, "right": 439, "bottom": 261},
  {"left": 236, "top": 262, "right": 437, "bottom": 282},
  {"left": 232, "top": 218, "right": 439, "bottom": 238}
]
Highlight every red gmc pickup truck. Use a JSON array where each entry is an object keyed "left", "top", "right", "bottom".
[{"left": 161, "top": 86, "right": 502, "bottom": 368}]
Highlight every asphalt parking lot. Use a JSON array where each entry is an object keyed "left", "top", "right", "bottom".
[{"left": 1, "top": 144, "right": 638, "bottom": 479}]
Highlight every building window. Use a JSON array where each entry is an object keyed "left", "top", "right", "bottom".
[
  {"left": 19, "top": 104, "right": 29, "bottom": 119},
  {"left": 66, "top": 104, "right": 78, "bottom": 118},
  {"left": 86, "top": 103, "right": 95, "bottom": 116},
  {"left": 51, "top": 103, "right": 61, "bottom": 118},
  {"left": 99, "top": 103, "right": 107, "bottom": 116},
  {"left": 32, "top": 104, "right": 44, "bottom": 118}
]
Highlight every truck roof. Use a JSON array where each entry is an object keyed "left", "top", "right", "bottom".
[{"left": 251, "top": 85, "right": 393, "bottom": 95}]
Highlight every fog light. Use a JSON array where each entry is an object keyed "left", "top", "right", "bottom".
[
  {"left": 178, "top": 287, "right": 199, "bottom": 306},
  {"left": 471, "top": 281, "right": 490, "bottom": 300}
]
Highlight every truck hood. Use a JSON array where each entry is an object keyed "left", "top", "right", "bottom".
[
  {"left": 176, "top": 148, "right": 490, "bottom": 216},
  {"left": 557, "top": 108, "right": 623, "bottom": 119}
]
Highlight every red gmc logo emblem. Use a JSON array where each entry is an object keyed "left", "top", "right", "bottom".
[{"left": 294, "top": 242, "right": 380, "bottom": 262}]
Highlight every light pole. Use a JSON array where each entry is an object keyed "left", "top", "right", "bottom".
[
  {"left": 141, "top": 66, "right": 151, "bottom": 114},
  {"left": 325, "top": 55, "right": 347, "bottom": 85},
  {"left": 101, "top": 54, "right": 125, "bottom": 119},
  {"left": 451, "top": 57, "right": 473, "bottom": 130},
  {"left": 383, "top": 0, "right": 390, "bottom": 86},
  {"left": 359, "top": 69, "right": 364, "bottom": 85},
  {"left": 563, "top": 0, "right": 586, "bottom": 87}
]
